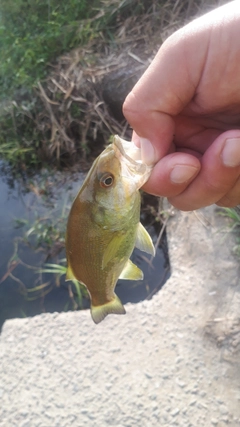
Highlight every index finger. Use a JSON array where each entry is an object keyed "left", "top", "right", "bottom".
[{"left": 122, "top": 11, "right": 212, "bottom": 161}]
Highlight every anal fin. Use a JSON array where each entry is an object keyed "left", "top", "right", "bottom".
[
  {"left": 66, "top": 264, "right": 76, "bottom": 281},
  {"left": 119, "top": 259, "right": 143, "bottom": 281}
]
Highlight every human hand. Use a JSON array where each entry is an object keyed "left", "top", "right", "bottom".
[{"left": 123, "top": 1, "right": 240, "bottom": 210}]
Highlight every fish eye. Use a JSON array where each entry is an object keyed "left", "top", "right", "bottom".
[{"left": 100, "top": 173, "right": 114, "bottom": 188}]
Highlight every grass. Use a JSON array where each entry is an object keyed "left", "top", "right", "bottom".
[
  {"left": 0, "top": 97, "right": 42, "bottom": 168},
  {"left": 0, "top": 0, "right": 153, "bottom": 98},
  {"left": 39, "top": 261, "right": 87, "bottom": 310},
  {"left": 219, "top": 207, "right": 240, "bottom": 257},
  {"left": 13, "top": 176, "right": 69, "bottom": 250},
  {"left": 0, "top": 0, "right": 103, "bottom": 97}
]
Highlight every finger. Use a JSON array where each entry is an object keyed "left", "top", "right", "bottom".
[
  {"left": 131, "top": 131, "right": 140, "bottom": 147},
  {"left": 123, "top": 17, "right": 210, "bottom": 163},
  {"left": 167, "top": 131, "right": 240, "bottom": 211},
  {"left": 143, "top": 152, "right": 201, "bottom": 197},
  {"left": 216, "top": 176, "right": 240, "bottom": 207}
]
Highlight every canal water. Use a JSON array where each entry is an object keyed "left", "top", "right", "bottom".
[{"left": 0, "top": 162, "right": 170, "bottom": 330}]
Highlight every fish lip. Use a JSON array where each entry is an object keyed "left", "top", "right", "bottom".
[
  {"left": 113, "top": 135, "right": 142, "bottom": 164},
  {"left": 112, "top": 135, "right": 153, "bottom": 188},
  {"left": 113, "top": 135, "right": 152, "bottom": 173}
]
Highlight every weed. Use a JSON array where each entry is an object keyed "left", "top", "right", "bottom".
[
  {"left": 17, "top": 188, "right": 70, "bottom": 252},
  {"left": 0, "top": 0, "right": 101, "bottom": 97},
  {"left": 219, "top": 207, "right": 240, "bottom": 257},
  {"left": 39, "top": 261, "right": 88, "bottom": 309}
]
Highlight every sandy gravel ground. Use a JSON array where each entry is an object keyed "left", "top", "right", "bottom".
[{"left": 0, "top": 204, "right": 240, "bottom": 427}]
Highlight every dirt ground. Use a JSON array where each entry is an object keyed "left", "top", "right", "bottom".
[{"left": 0, "top": 203, "right": 239, "bottom": 427}]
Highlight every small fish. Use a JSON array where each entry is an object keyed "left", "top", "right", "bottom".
[{"left": 65, "top": 135, "right": 155, "bottom": 324}]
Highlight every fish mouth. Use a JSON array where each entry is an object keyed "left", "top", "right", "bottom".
[{"left": 113, "top": 135, "right": 153, "bottom": 188}]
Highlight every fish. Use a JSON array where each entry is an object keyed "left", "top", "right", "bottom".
[{"left": 65, "top": 135, "right": 155, "bottom": 324}]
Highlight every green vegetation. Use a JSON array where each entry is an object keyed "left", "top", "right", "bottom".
[
  {"left": 0, "top": 0, "right": 156, "bottom": 169},
  {"left": 0, "top": 0, "right": 101, "bottom": 168},
  {"left": 22, "top": 197, "right": 68, "bottom": 250},
  {"left": 220, "top": 207, "right": 240, "bottom": 257},
  {"left": 0, "top": 0, "right": 102, "bottom": 95},
  {"left": 39, "top": 262, "right": 87, "bottom": 310},
  {"left": 0, "top": 100, "right": 39, "bottom": 167},
  {"left": 3, "top": 236, "right": 87, "bottom": 311},
  {"left": 0, "top": 0, "right": 151, "bottom": 98}
]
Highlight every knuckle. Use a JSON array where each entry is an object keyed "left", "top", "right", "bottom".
[
  {"left": 122, "top": 92, "right": 145, "bottom": 123},
  {"left": 204, "top": 177, "right": 228, "bottom": 194},
  {"left": 168, "top": 196, "right": 198, "bottom": 211},
  {"left": 216, "top": 196, "right": 240, "bottom": 208},
  {"left": 122, "top": 92, "right": 136, "bottom": 115},
  {"left": 216, "top": 178, "right": 240, "bottom": 207}
]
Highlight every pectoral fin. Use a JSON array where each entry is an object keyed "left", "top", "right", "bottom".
[
  {"left": 119, "top": 259, "right": 143, "bottom": 280},
  {"left": 135, "top": 222, "right": 155, "bottom": 256},
  {"left": 91, "top": 294, "right": 126, "bottom": 324},
  {"left": 102, "top": 234, "right": 126, "bottom": 269}
]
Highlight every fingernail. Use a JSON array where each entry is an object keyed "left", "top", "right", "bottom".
[
  {"left": 139, "top": 137, "right": 156, "bottom": 165},
  {"left": 222, "top": 137, "right": 240, "bottom": 167},
  {"left": 170, "top": 165, "right": 199, "bottom": 184}
]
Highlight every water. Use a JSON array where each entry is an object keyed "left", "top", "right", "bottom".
[{"left": 0, "top": 162, "right": 170, "bottom": 330}]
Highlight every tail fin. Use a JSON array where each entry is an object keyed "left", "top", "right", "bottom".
[{"left": 91, "top": 294, "right": 126, "bottom": 324}]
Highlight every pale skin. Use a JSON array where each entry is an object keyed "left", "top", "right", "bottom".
[{"left": 123, "top": 1, "right": 240, "bottom": 211}]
